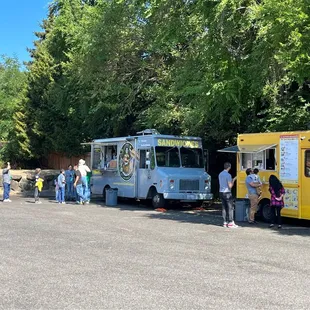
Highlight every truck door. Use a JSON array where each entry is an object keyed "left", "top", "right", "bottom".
[
  {"left": 137, "top": 148, "right": 155, "bottom": 199},
  {"left": 301, "top": 149, "right": 310, "bottom": 219},
  {"left": 203, "top": 149, "right": 209, "bottom": 172}
]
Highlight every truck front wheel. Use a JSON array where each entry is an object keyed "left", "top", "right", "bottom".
[{"left": 152, "top": 193, "right": 166, "bottom": 209}]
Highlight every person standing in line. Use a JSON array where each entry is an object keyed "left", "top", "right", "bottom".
[
  {"left": 34, "top": 168, "right": 44, "bottom": 204},
  {"left": 54, "top": 177, "right": 59, "bottom": 202},
  {"left": 245, "top": 168, "right": 262, "bottom": 224},
  {"left": 2, "top": 162, "right": 12, "bottom": 202},
  {"left": 73, "top": 165, "right": 79, "bottom": 203},
  {"left": 269, "top": 175, "right": 285, "bottom": 229},
  {"left": 65, "top": 165, "right": 74, "bottom": 201},
  {"left": 85, "top": 170, "right": 92, "bottom": 202},
  {"left": 253, "top": 168, "right": 262, "bottom": 199},
  {"left": 57, "top": 169, "right": 66, "bottom": 204},
  {"left": 78, "top": 159, "right": 91, "bottom": 204},
  {"left": 218, "top": 162, "right": 238, "bottom": 228},
  {"left": 73, "top": 164, "right": 86, "bottom": 204}
]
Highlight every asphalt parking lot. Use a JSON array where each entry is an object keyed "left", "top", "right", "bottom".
[{"left": 0, "top": 197, "right": 310, "bottom": 309}]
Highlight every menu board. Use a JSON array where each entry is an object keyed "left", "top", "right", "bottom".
[
  {"left": 284, "top": 188, "right": 298, "bottom": 210},
  {"left": 279, "top": 135, "right": 299, "bottom": 184}
]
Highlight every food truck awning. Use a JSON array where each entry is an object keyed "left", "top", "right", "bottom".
[
  {"left": 218, "top": 144, "right": 277, "bottom": 153},
  {"left": 81, "top": 137, "right": 129, "bottom": 147}
]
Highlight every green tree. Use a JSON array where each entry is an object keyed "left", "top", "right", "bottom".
[
  {"left": 0, "top": 56, "right": 30, "bottom": 163},
  {"left": 23, "top": 0, "right": 310, "bottom": 165}
]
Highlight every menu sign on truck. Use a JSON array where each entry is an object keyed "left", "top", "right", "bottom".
[{"left": 279, "top": 135, "right": 299, "bottom": 184}]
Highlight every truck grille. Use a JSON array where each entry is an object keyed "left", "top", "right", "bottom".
[{"left": 179, "top": 179, "right": 199, "bottom": 191}]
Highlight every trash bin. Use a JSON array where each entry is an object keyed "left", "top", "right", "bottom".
[
  {"left": 106, "top": 188, "right": 118, "bottom": 206},
  {"left": 234, "top": 198, "right": 250, "bottom": 222}
]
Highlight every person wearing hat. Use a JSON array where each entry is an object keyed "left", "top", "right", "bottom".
[
  {"left": 78, "top": 159, "right": 91, "bottom": 203},
  {"left": 245, "top": 168, "right": 261, "bottom": 224}
]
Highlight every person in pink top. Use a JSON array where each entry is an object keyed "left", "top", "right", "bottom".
[{"left": 269, "top": 175, "right": 285, "bottom": 229}]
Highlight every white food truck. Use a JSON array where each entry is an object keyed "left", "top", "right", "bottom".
[{"left": 86, "top": 129, "right": 213, "bottom": 208}]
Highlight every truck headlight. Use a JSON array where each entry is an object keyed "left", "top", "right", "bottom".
[
  {"left": 204, "top": 179, "right": 210, "bottom": 190},
  {"left": 169, "top": 179, "right": 175, "bottom": 190}
]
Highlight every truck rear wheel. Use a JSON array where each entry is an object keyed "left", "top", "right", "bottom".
[
  {"left": 259, "top": 199, "right": 272, "bottom": 222},
  {"left": 152, "top": 193, "right": 166, "bottom": 209}
]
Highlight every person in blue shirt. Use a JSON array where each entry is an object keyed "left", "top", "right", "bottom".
[
  {"left": 57, "top": 169, "right": 66, "bottom": 204},
  {"left": 2, "top": 162, "right": 12, "bottom": 202},
  {"left": 65, "top": 165, "right": 75, "bottom": 201},
  {"left": 245, "top": 168, "right": 261, "bottom": 224},
  {"left": 218, "top": 162, "right": 237, "bottom": 228}
]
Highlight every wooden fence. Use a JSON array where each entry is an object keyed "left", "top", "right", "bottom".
[{"left": 47, "top": 152, "right": 91, "bottom": 170}]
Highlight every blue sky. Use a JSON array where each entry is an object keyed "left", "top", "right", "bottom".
[{"left": 0, "top": 0, "right": 49, "bottom": 64}]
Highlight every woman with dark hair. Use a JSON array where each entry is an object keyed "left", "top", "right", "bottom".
[{"left": 269, "top": 175, "right": 285, "bottom": 228}]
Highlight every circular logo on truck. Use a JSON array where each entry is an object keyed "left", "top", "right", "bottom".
[{"left": 119, "top": 143, "right": 136, "bottom": 180}]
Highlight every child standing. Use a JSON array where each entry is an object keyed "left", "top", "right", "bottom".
[
  {"left": 34, "top": 168, "right": 44, "bottom": 204},
  {"left": 57, "top": 169, "right": 66, "bottom": 204}
]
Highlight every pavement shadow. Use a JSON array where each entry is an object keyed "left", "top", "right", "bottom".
[
  {"left": 25, "top": 200, "right": 36, "bottom": 204},
  {"left": 144, "top": 209, "right": 310, "bottom": 237},
  {"left": 136, "top": 201, "right": 310, "bottom": 237},
  {"left": 232, "top": 219, "right": 310, "bottom": 236},
  {"left": 18, "top": 196, "right": 310, "bottom": 237},
  {"left": 98, "top": 199, "right": 224, "bottom": 227},
  {"left": 97, "top": 198, "right": 222, "bottom": 216},
  {"left": 268, "top": 218, "right": 310, "bottom": 237},
  {"left": 145, "top": 210, "right": 223, "bottom": 227}
]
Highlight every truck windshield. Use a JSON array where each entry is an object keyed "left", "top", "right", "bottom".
[
  {"left": 155, "top": 147, "right": 180, "bottom": 167},
  {"left": 180, "top": 147, "right": 204, "bottom": 168}
]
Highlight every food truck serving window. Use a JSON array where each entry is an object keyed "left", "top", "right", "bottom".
[
  {"left": 105, "top": 145, "right": 118, "bottom": 169},
  {"left": 93, "top": 146, "right": 102, "bottom": 169},
  {"left": 218, "top": 144, "right": 276, "bottom": 171},
  {"left": 241, "top": 149, "right": 276, "bottom": 170},
  {"left": 91, "top": 144, "right": 118, "bottom": 170},
  {"left": 305, "top": 150, "right": 310, "bottom": 177}
]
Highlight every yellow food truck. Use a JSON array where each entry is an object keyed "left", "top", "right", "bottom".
[{"left": 219, "top": 131, "right": 310, "bottom": 221}]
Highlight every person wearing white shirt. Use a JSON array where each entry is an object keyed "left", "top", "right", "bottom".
[{"left": 78, "top": 159, "right": 91, "bottom": 203}]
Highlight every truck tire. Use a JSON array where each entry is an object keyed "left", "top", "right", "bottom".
[
  {"left": 260, "top": 200, "right": 272, "bottom": 222},
  {"left": 152, "top": 193, "right": 166, "bottom": 209}
]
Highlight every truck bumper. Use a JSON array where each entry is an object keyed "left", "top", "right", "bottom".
[{"left": 163, "top": 192, "right": 213, "bottom": 201}]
